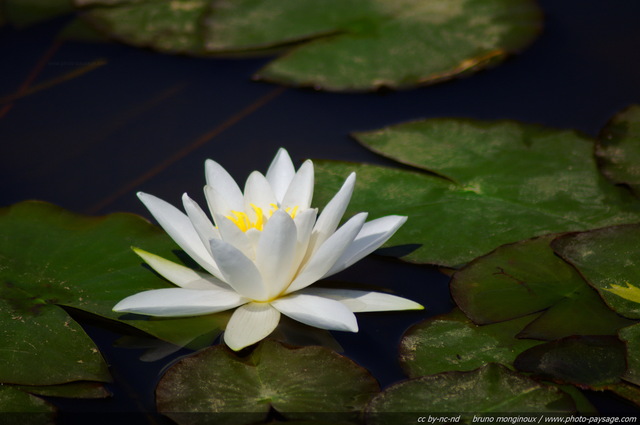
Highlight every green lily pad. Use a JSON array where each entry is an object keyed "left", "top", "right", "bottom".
[
  {"left": 597, "top": 105, "right": 640, "bottom": 197},
  {"left": 0, "top": 201, "right": 228, "bottom": 384},
  {"left": 0, "top": 385, "right": 55, "bottom": 416},
  {"left": 552, "top": 224, "right": 640, "bottom": 319},
  {"left": 620, "top": 323, "right": 640, "bottom": 386},
  {"left": 76, "top": 0, "right": 208, "bottom": 54},
  {"left": 313, "top": 119, "right": 640, "bottom": 266},
  {"left": 15, "top": 381, "right": 110, "bottom": 399},
  {"left": 514, "top": 336, "right": 627, "bottom": 388},
  {"left": 4, "top": 0, "right": 74, "bottom": 27},
  {"left": 365, "top": 363, "right": 576, "bottom": 424},
  {"left": 399, "top": 308, "right": 542, "bottom": 378},
  {"left": 156, "top": 340, "right": 379, "bottom": 425},
  {"left": 450, "top": 235, "right": 635, "bottom": 339},
  {"left": 203, "top": 0, "right": 542, "bottom": 91}
]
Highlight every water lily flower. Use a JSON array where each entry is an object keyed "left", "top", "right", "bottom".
[{"left": 114, "top": 148, "right": 423, "bottom": 350}]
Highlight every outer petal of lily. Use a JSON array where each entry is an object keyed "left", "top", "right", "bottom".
[
  {"left": 265, "top": 148, "right": 295, "bottom": 204},
  {"left": 182, "top": 193, "right": 220, "bottom": 254},
  {"left": 137, "top": 192, "right": 222, "bottom": 279},
  {"left": 271, "top": 294, "right": 358, "bottom": 332},
  {"left": 204, "top": 159, "right": 244, "bottom": 216},
  {"left": 215, "top": 214, "right": 254, "bottom": 260},
  {"left": 132, "top": 248, "right": 230, "bottom": 290},
  {"left": 113, "top": 287, "right": 248, "bottom": 317},
  {"left": 281, "top": 160, "right": 314, "bottom": 210},
  {"left": 308, "top": 173, "right": 356, "bottom": 254},
  {"left": 243, "top": 171, "right": 278, "bottom": 218},
  {"left": 291, "top": 208, "right": 317, "bottom": 270},
  {"left": 209, "top": 238, "right": 268, "bottom": 301},
  {"left": 224, "top": 302, "right": 281, "bottom": 351},
  {"left": 255, "top": 210, "right": 298, "bottom": 299},
  {"left": 299, "top": 288, "right": 423, "bottom": 312},
  {"left": 323, "top": 215, "right": 408, "bottom": 278},
  {"left": 286, "top": 212, "right": 367, "bottom": 294}
]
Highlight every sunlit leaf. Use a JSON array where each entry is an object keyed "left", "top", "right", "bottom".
[
  {"left": 0, "top": 201, "right": 228, "bottom": 385},
  {"left": 156, "top": 340, "right": 379, "bottom": 425},
  {"left": 203, "top": 0, "right": 542, "bottom": 91},
  {"left": 4, "top": 0, "right": 74, "bottom": 27},
  {"left": 597, "top": 104, "right": 640, "bottom": 197},
  {"left": 365, "top": 363, "right": 575, "bottom": 424},
  {"left": 552, "top": 224, "right": 640, "bottom": 319},
  {"left": 514, "top": 336, "right": 627, "bottom": 388},
  {"left": 450, "top": 235, "right": 635, "bottom": 338},
  {"left": 399, "top": 308, "right": 541, "bottom": 378},
  {"left": 314, "top": 119, "right": 640, "bottom": 266},
  {"left": 76, "top": 0, "right": 208, "bottom": 53}
]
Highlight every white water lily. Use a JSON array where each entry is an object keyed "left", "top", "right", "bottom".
[{"left": 115, "top": 148, "right": 423, "bottom": 350}]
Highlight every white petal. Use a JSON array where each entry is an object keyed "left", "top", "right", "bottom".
[
  {"left": 265, "top": 148, "right": 295, "bottom": 204},
  {"left": 299, "top": 288, "right": 424, "bottom": 312},
  {"left": 132, "top": 248, "right": 230, "bottom": 290},
  {"left": 308, "top": 173, "right": 356, "bottom": 254},
  {"left": 204, "top": 159, "right": 244, "bottom": 216},
  {"left": 215, "top": 214, "right": 254, "bottom": 260},
  {"left": 281, "top": 160, "right": 314, "bottom": 210},
  {"left": 291, "top": 208, "right": 317, "bottom": 271},
  {"left": 224, "top": 302, "right": 281, "bottom": 351},
  {"left": 113, "top": 287, "right": 248, "bottom": 317},
  {"left": 285, "top": 213, "right": 367, "bottom": 294},
  {"left": 137, "top": 192, "right": 222, "bottom": 279},
  {"left": 209, "top": 238, "right": 268, "bottom": 301},
  {"left": 255, "top": 210, "right": 298, "bottom": 299},
  {"left": 323, "top": 215, "right": 407, "bottom": 278},
  {"left": 243, "top": 171, "right": 277, "bottom": 217},
  {"left": 182, "top": 193, "right": 220, "bottom": 255},
  {"left": 271, "top": 294, "right": 358, "bottom": 332}
]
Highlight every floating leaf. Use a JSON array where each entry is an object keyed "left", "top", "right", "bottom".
[
  {"left": 514, "top": 336, "right": 627, "bottom": 388},
  {"left": 620, "top": 324, "right": 640, "bottom": 386},
  {"left": 597, "top": 104, "right": 640, "bottom": 197},
  {"left": 314, "top": 119, "right": 640, "bottom": 266},
  {"left": 450, "top": 235, "right": 635, "bottom": 338},
  {"left": 203, "top": 0, "right": 542, "bottom": 91},
  {"left": 0, "top": 201, "right": 228, "bottom": 385},
  {"left": 4, "top": 0, "right": 74, "bottom": 27},
  {"left": 399, "top": 308, "right": 541, "bottom": 378},
  {"left": 156, "top": 340, "right": 379, "bottom": 425},
  {"left": 365, "top": 363, "right": 575, "bottom": 424},
  {"left": 552, "top": 224, "right": 640, "bottom": 319},
  {"left": 76, "top": 0, "right": 208, "bottom": 54},
  {"left": 15, "top": 382, "right": 110, "bottom": 399},
  {"left": 0, "top": 386, "right": 55, "bottom": 417}
]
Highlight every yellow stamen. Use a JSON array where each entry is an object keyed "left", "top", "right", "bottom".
[{"left": 225, "top": 203, "right": 299, "bottom": 232}]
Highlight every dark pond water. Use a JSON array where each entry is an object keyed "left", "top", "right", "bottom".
[{"left": 2, "top": 0, "right": 640, "bottom": 422}]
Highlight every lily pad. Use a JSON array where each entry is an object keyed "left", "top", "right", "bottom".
[
  {"left": 597, "top": 105, "right": 640, "bottom": 197},
  {"left": 514, "top": 336, "right": 627, "bottom": 388},
  {"left": 399, "top": 308, "right": 541, "bottom": 378},
  {"left": 313, "top": 119, "right": 640, "bottom": 266},
  {"left": 619, "top": 324, "right": 640, "bottom": 386},
  {"left": 552, "top": 224, "right": 640, "bottom": 319},
  {"left": 156, "top": 340, "right": 379, "bottom": 425},
  {"left": 450, "top": 235, "right": 635, "bottom": 338},
  {"left": 4, "top": 0, "right": 74, "bottom": 27},
  {"left": 15, "top": 381, "right": 110, "bottom": 399},
  {"left": 76, "top": 0, "right": 208, "bottom": 54},
  {"left": 0, "top": 201, "right": 228, "bottom": 384},
  {"left": 203, "top": 0, "right": 542, "bottom": 91},
  {"left": 0, "top": 385, "right": 55, "bottom": 416},
  {"left": 365, "top": 363, "right": 576, "bottom": 424}
]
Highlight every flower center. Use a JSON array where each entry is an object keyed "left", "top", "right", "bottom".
[{"left": 226, "top": 203, "right": 299, "bottom": 232}]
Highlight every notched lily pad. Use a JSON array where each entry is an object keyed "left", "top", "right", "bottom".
[
  {"left": 365, "top": 363, "right": 576, "bottom": 424},
  {"left": 552, "top": 224, "right": 640, "bottom": 319},
  {"left": 204, "top": 0, "right": 542, "bottom": 91},
  {"left": 0, "top": 201, "right": 228, "bottom": 385},
  {"left": 597, "top": 104, "right": 640, "bottom": 197},
  {"left": 399, "top": 308, "right": 542, "bottom": 378},
  {"left": 450, "top": 234, "right": 635, "bottom": 338},
  {"left": 313, "top": 119, "right": 640, "bottom": 266},
  {"left": 156, "top": 340, "right": 379, "bottom": 425},
  {"left": 514, "top": 336, "right": 627, "bottom": 388}
]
